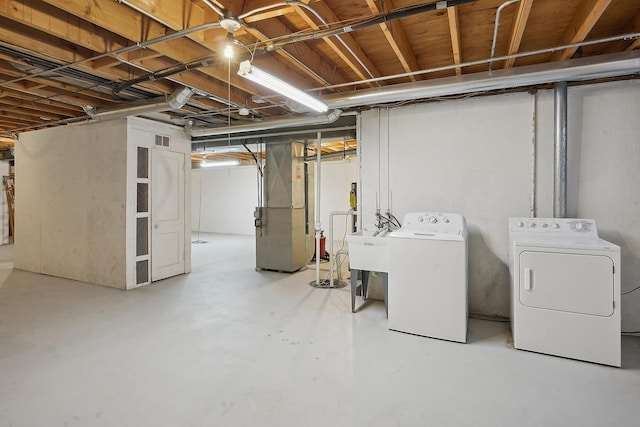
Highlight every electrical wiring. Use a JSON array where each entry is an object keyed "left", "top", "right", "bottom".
[{"left": 622, "top": 284, "right": 640, "bottom": 296}]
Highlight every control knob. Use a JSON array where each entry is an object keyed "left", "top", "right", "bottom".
[{"left": 429, "top": 216, "right": 437, "bottom": 224}]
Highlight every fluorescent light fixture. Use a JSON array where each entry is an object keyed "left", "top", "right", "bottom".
[
  {"left": 237, "top": 60, "right": 328, "bottom": 113},
  {"left": 201, "top": 159, "right": 240, "bottom": 168}
]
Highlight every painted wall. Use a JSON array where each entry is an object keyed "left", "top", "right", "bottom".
[
  {"left": 360, "top": 80, "right": 640, "bottom": 331},
  {"left": 15, "top": 117, "right": 192, "bottom": 290},
  {"left": 0, "top": 161, "right": 10, "bottom": 244},
  {"left": 191, "top": 158, "right": 357, "bottom": 242},
  {"left": 15, "top": 120, "right": 129, "bottom": 287},
  {"left": 192, "top": 166, "right": 259, "bottom": 236}
]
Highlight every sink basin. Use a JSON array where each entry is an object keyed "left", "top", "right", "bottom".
[{"left": 346, "top": 230, "right": 389, "bottom": 272}]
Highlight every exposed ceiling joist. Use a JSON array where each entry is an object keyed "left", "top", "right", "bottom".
[
  {"left": 366, "top": 0, "right": 420, "bottom": 81},
  {"left": 504, "top": 0, "right": 533, "bottom": 69},
  {"left": 447, "top": 6, "right": 463, "bottom": 76},
  {"left": 551, "top": 0, "right": 613, "bottom": 61}
]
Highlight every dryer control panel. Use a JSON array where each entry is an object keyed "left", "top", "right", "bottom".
[
  {"left": 402, "top": 212, "right": 466, "bottom": 235},
  {"left": 509, "top": 217, "right": 598, "bottom": 237}
]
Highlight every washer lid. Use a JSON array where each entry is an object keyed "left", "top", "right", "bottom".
[{"left": 388, "top": 230, "right": 465, "bottom": 242}]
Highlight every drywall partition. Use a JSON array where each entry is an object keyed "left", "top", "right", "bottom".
[
  {"left": 191, "top": 159, "right": 357, "bottom": 240},
  {"left": 192, "top": 166, "right": 259, "bottom": 236},
  {"left": 15, "top": 120, "right": 129, "bottom": 287},
  {"left": 15, "top": 117, "right": 192, "bottom": 290},
  {"left": 0, "top": 160, "right": 11, "bottom": 244},
  {"left": 360, "top": 80, "right": 640, "bottom": 327}
]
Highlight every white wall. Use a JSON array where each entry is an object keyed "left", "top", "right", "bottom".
[
  {"left": 192, "top": 166, "right": 259, "bottom": 236},
  {"left": 360, "top": 80, "right": 640, "bottom": 331},
  {"left": 319, "top": 159, "right": 358, "bottom": 246},
  {"left": 15, "top": 120, "right": 129, "bottom": 287},
  {"left": 191, "top": 158, "right": 357, "bottom": 243}
]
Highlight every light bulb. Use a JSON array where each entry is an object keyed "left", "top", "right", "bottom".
[{"left": 224, "top": 43, "right": 234, "bottom": 59}]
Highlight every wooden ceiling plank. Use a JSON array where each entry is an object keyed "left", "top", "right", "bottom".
[
  {"left": 366, "top": 0, "right": 420, "bottom": 81},
  {"left": 246, "top": 18, "right": 348, "bottom": 87},
  {"left": 550, "top": 0, "right": 613, "bottom": 62},
  {"left": 504, "top": 0, "right": 533, "bottom": 69},
  {"left": 447, "top": 6, "right": 462, "bottom": 76},
  {"left": 38, "top": 0, "right": 296, "bottom": 107},
  {"left": 625, "top": 10, "right": 640, "bottom": 51},
  {"left": 0, "top": 93, "right": 83, "bottom": 115},
  {"left": 0, "top": 110, "right": 42, "bottom": 124},
  {"left": 292, "top": 3, "right": 383, "bottom": 85}
]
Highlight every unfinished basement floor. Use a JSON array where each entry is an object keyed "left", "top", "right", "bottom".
[{"left": 1, "top": 234, "right": 639, "bottom": 426}]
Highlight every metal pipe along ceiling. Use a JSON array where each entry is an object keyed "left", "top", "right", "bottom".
[
  {"left": 187, "top": 110, "right": 342, "bottom": 137},
  {"left": 85, "top": 87, "right": 194, "bottom": 121},
  {"left": 323, "top": 50, "right": 640, "bottom": 109}
]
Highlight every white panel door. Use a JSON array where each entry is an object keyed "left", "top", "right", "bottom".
[
  {"left": 151, "top": 149, "right": 185, "bottom": 281},
  {"left": 519, "top": 251, "right": 614, "bottom": 316}
]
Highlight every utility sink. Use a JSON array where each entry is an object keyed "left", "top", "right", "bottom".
[{"left": 346, "top": 229, "right": 389, "bottom": 273}]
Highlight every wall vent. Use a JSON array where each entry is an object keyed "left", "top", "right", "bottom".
[{"left": 155, "top": 135, "right": 170, "bottom": 147}]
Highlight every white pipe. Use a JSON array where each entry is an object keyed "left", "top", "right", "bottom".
[
  {"left": 324, "top": 50, "right": 640, "bottom": 110},
  {"left": 530, "top": 91, "right": 537, "bottom": 218},
  {"left": 188, "top": 110, "right": 342, "bottom": 137},
  {"left": 328, "top": 210, "right": 355, "bottom": 287},
  {"left": 489, "top": 0, "right": 520, "bottom": 72},
  {"left": 315, "top": 131, "right": 321, "bottom": 287},
  {"left": 318, "top": 33, "right": 640, "bottom": 91}
]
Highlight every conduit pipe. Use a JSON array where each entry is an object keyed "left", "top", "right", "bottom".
[
  {"left": 188, "top": 109, "right": 342, "bottom": 137},
  {"left": 554, "top": 81, "right": 568, "bottom": 218},
  {"left": 318, "top": 32, "right": 640, "bottom": 90},
  {"left": 489, "top": 0, "right": 521, "bottom": 72},
  {"left": 328, "top": 210, "right": 356, "bottom": 287},
  {"left": 323, "top": 50, "right": 640, "bottom": 110},
  {"left": 315, "top": 131, "right": 322, "bottom": 288},
  {"left": 84, "top": 87, "right": 194, "bottom": 121}
]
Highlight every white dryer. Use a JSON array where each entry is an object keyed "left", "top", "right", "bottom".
[
  {"left": 508, "top": 217, "right": 620, "bottom": 367},
  {"left": 388, "top": 212, "right": 468, "bottom": 343}
]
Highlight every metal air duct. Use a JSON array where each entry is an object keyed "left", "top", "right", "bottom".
[
  {"left": 187, "top": 109, "right": 342, "bottom": 137},
  {"left": 324, "top": 51, "right": 640, "bottom": 109},
  {"left": 84, "top": 87, "right": 194, "bottom": 121}
]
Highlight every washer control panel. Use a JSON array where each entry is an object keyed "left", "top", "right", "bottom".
[
  {"left": 402, "top": 212, "right": 466, "bottom": 235},
  {"left": 509, "top": 217, "right": 598, "bottom": 237}
]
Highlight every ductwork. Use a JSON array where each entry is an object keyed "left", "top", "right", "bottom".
[
  {"left": 187, "top": 109, "right": 342, "bottom": 137},
  {"left": 84, "top": 87, "right": 194, "bottom": 121},
  {"left": 323, "top": 50, "right": 640, "bottom": 109}
]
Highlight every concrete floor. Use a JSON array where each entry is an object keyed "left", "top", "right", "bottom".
[{"left": 1, "top": 233, "right": 639, "bottom": 427}]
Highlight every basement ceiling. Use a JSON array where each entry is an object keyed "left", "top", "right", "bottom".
[{"left": 0, "top": 0, "right": 639, "bottom": 140}]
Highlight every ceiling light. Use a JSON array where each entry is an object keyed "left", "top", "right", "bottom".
[
  {"left": 237, "top": 60, "right": 328, "bottom": 113},
  {"left": 201, "top": 159, "right": 240, "bottom": 168},
  {"left": 238, "top": 107, "right": 250, "bottom": 116},
  {"left": 220, "top": 17, "right": 241, "bottom": 33},
  {"left": 223, "top": 32, "right": 234, "bottom": 59}
]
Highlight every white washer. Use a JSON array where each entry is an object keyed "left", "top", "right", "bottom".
[
  {"left": 388, "top": 212, "right": 468, "bottom": 343},
  {"left": 508, "top": 217, "right": 620, "bottom": 367}
]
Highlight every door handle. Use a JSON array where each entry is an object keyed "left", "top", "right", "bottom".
[
  {"left": 524, "top": 267, "right": 532, "bottom": 291},
  {"left": 154, "top": 223, "right": 160, "bottom": 229}
]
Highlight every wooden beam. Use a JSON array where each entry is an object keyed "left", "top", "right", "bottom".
[
  {"left": 625, "top": 10, "right": 640, "bottom": 51},
  {"left": 550, "top": 0, "right": 612, "bottom": 61},
  {"left": 365, "top": 0, "right": 420, "bottom": 81},
  {"left": 504, "top": 0, "right": 533, "bottom": 69},
  {"left": 38, "top": 0, "right": 256, "bottom": 105},
  {"left": 292, "top": 2, "right": 383, "bottom": 85},
  {"left": 447, "top": 6, "right": 462, "bottom": 76},
  {"left": 246, "top": 19, "right": 348, "bottom": 87}
]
